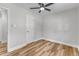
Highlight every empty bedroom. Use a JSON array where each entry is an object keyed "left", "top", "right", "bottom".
[{"left": 0, "top": 3, "right": 79, "bottom": 56}]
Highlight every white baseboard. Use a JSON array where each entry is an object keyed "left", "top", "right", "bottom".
[
  {"left": 8, "top": 43, "right": 27, "bottom": 52},
  {"left": 8, "top": 38, "right": 79, "bottom": 52},
  {"left": 44, "top": 38, "right": 79, "bottom": 48},
  {"left": 8, "top": 39, "right": 41, "bottom": 52},
  {"left": 27, "top": 39, "right": 41, "bottom": 44},
  {"left": 78, "top": 48, "right": 79, "bottom": 51},
  {"left": 1, "top": 40, "right": 7, "bottom": 43}
]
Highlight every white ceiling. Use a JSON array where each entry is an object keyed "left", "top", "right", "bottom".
[{"left": 14, "top": 3, "right": 79, "bottom": 15}]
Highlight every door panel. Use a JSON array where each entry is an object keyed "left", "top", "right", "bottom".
[{"left": 26, "top": 15, "right": 34, "bottom": 42}]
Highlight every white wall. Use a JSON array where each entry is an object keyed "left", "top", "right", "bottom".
[
  {"left": 0, "top": 4, "right": 43, "bottom": 52},
  {"left": 43, "top": 8, "right": 79, "bottom": 47},
  {"left": 24, "top": 11, "right": 43, "bottom": 42},
  {"left": 34, "top": 15, "right": 43, "bottom": 40},
  {"left": 8, "top": 7, "right": 43, "bottom": 51},
  {"left": 0, "top": 3, "right": 79, "bottom": 52},
  {"left": 77, "top": 8, "right": 79, "bottom": 47},
  {"left": 8, "top": 7, "right": 27, "bottom": 51}
]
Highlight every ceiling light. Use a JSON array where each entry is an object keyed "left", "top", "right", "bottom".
[{"left": 40, "top": 7, "right": 44, "bottom": 11}]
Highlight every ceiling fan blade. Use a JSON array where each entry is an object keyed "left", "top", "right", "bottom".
[
  {"left": 39, "top": 10, "right": 41, "bottom": 13},
  {"left": 45, "top": 3, "right": 54, "bottom": 7},
  {"left": 30, "top": 7, "right": 40, "bottom": 9},
  {"left": 38, "top": 3, "right": 44, "bottom": 7},
  {"left": 38, "top": 3, "right": 42, "bottom": 6},
  {"left": 45, "top": 8, "right": 51, "bottom": 11}
]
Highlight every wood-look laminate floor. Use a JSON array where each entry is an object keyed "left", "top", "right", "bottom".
[
  {"left": 0, "top": 42, "right": 7, "bottom": 55},
  {"left": 1, "top": 39, "right": 79, "bottom": 56}
]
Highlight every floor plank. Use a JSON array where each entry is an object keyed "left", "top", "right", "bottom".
[{"left": 0, "top": 43, "right": 7, "bottom": 55}]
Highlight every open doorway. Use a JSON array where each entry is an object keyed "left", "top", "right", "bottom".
[{"left": 0, "top": 8, "right": 8, "bottom": 55}]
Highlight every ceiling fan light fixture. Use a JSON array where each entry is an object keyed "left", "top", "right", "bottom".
[
  {"left": 40, "top": 7, "right": 44, "bottom": 11},
  {"left": 30, "top": 3, "right": 54, "bottom": 13}
]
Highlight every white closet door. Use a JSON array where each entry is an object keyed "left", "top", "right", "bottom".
[
  {"left": 26, "top": 14, "right": 34, "bottom": 42},
  {"left": 0, "top": 10, "right": 2, "bottom": 42},
  {"left": 0, "top": 9, "right": 8, "bottom": 43}
]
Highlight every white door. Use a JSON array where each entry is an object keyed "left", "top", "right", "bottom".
[
  {"left": 0, "top": 9, "right": 8, "bottom": 43},
  {"left": 26, "top": 14, "right": 34, "bottom": 42},
  {"left": 0, "top": 10, "right": 2, "bottom": 42}
]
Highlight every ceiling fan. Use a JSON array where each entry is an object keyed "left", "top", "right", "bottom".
[{"left": 30, "top": 3, "right": 54, "bottom": 13}]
